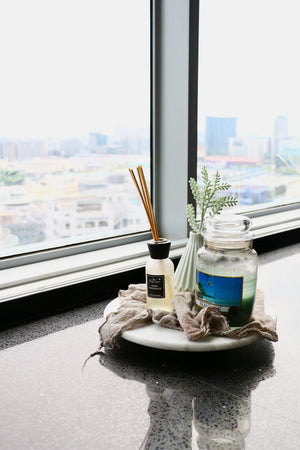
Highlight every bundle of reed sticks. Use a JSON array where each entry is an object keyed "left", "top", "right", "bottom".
[{"left": 129, "top": 165, "right": 159, "bottom": 241}]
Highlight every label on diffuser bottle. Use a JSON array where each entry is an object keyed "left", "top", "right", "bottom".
[
  {"left": 196, "top": 270, "right": 243, "bottom": 313},
  {"left": 147, "top": 274, "right": 165, "bottom": 298}
]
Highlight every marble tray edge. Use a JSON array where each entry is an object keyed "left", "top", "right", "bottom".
[{"left": 104, "top": 298, "right": 263, "bottom": 352}]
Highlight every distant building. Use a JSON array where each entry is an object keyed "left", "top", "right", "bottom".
[
  {"left": 274, "top": 115, "right": 288, "bottom": 140},
  {"left": 205, "top": 117, "right": 236, "bottom": 155},
  {"left": 89, "top": 132, "right": 108, "bottom": 150},
  {"left": 45, "top": 182, "right": 130, "bottom": 241},
  {"left": 278, "top": 139, "right": 300, "bottom": 166},
  {"left": 1, "top": 198, "right": 46, "bottom": 244},
  {"left": 229, "top": 185, "right": 270, "bottom": 206},
  {"left": 273, "top": 115, "right": 289, "bottom": 157},
  {"left": 229, "top": 137, "right": 269, "bottom": 160},
  {"left": 0, "top": 140, "right": 46, "bottom": 161},
  {"left": 204, "top": 155, "right": 261, "bottom": 167},
  {"left": 0, "top": 141, "right": 14, "bottom": 160}
]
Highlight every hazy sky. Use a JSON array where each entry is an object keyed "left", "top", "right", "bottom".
[
  {"left": 0, "top": 0, "right": 149, "bottom": 139},
  {"left": 1, "top": 0, "right": 299, "bottom": 141},
  {"left": 198, "top": 0, "right": 300, "bottom": 137}
]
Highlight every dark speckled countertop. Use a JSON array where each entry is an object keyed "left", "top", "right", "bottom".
[{"left": 0, "top": 244, "right": 300, "bottom": 449}]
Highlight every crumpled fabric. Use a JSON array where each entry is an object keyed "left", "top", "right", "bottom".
[{"left": 98, "top": 284, "right": 278, "bottom": 351}]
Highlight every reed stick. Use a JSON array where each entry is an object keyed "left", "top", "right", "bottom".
[{"left": 129, "top": 166, "right": 159, "bottom": 241}]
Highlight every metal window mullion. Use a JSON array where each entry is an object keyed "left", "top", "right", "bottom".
[{"left": 153, "top": 0, "right": 199, "bottom": 240}]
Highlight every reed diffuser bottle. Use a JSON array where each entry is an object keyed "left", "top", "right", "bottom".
[
  {"left": 146, "top": 239, "right": 175, "bottom": 312},
  {"left": 128, "top": 165, "right": 175, "bottom": 312}
]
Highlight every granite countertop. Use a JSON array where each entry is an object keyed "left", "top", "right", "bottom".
[{"left": 0, "top": 245, "right": 299, "bottom": 449}]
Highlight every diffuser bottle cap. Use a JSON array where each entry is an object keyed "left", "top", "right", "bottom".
[{"left": 147, "top": 238, "right": 171, "bottom": 259}]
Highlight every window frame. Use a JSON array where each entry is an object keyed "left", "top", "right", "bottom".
[
  {"left": 1, "top": 0, "right": 154, "bottom": 270},
  {"left": 1, "top": 0, "right": 200, "bottom": 271},
  {"left": 1, "top": 0, "right": 299, "bottom": 305}
]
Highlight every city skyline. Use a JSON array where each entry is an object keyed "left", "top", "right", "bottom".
[{"left": 0, "top": 113, "right": 297, "bottom": 144}]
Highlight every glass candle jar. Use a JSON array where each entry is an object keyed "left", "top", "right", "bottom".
[{"left": 196, "top": 215, "right": 258, "bottom": 326}]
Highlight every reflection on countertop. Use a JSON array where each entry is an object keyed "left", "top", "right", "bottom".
[
  {"left": 98, "top": 338, "right": 275, "bottom": 449},
  {"left": 0, "top": 248, "right": 300, "bottom": 449}
]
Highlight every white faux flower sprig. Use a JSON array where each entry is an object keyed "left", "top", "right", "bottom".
[{"left": 187, "top": 166, "right": 238, "bottom": 233}]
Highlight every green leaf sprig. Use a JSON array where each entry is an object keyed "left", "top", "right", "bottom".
[{"left": 187, "top": 166, "right": 238, "bottom": 233}]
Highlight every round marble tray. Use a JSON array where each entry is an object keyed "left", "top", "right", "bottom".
[{"left": 104, "top": 298, "right": 262, "bottom": 352}]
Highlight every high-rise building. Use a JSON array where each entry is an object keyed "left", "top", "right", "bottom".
[
  {"left": 205, "top": 117, "right": 237, "bottom": 155},
  {"left": 0, "top": 140, "right": 46, "bottom": 160},
  {"left": 273, "top": 115, "right": 289, "bottom": 166},
  {"left": 89, "top": 132, "right": 108, "bottom": 150},
  {"left": 274, "top": 115, "right": 288, "bottom": 140},
  {"left": 229, "top": 136, "right": 269, "bottom": 159}
]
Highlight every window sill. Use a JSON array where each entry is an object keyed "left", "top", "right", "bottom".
[
  {"left": 249, "top": 204, "right": 300, "bottom": 238},
  {"left": 1, "top": 208, "right": 299, "bottom": 302},
  {"left": 0, "top": 239, "right": 186, "bottom": 303}
]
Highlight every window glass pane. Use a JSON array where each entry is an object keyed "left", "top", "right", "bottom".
[
  {"left": 198, "top": 0, "right": 300, "bottom": 211},
  {"left": 0, "top": 0, "right": 150, "bottom": 257}
]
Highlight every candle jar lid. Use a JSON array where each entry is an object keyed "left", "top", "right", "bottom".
[{"left": 203, "top": 214, "right": 254, "bottom": 245}]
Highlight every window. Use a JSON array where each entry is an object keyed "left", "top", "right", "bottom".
[
  {"left": 197, "top": 0, "right": 300, "bottom": 213},
  {"left": 1, "top": 0, "right": 298, "bottom": 291},
  {"left": 0, "top": 0, "right": 150, "bottom": 259}
]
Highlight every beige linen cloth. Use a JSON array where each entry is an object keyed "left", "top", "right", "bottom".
[{"left": 98, "top": 284, "right": 278, "bottom": 351}]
